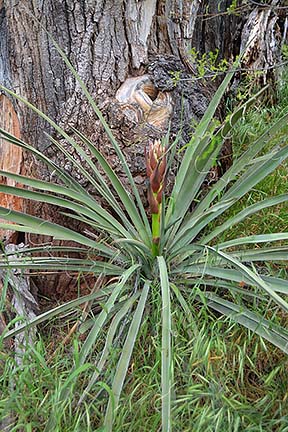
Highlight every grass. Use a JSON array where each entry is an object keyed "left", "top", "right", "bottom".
[
  {"left": 1, "top": 301, "right": 288, "bottom": 431},
  {"left": 0, "top": 72, "right": 288, "bottom": 431}
]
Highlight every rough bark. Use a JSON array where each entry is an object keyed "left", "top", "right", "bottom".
[
  {"left": 240, "top": 0, "right": 284, "bottom": 88},
  {"left": 0, "top": 0, "right": 285, "bottom": 298}
]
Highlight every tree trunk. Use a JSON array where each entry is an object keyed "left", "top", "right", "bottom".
[{"left": 0, "top": 0, "right": 285, "bottom": 299}]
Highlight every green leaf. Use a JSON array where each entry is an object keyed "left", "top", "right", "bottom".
[
  {"left": 176, "top": 264, "right": 288, "bottom": 294},
  {"left": 158, "top": 256, "right": 172, "bottom": 432},
  {"left": 176, "top": 144, "right": 288, "bottom": 250},
  {"left": 0, "top": 183, "right": 130, "bottom": 239},
  {"left": 104, "top": 281, "right": 150, "bottom": 431},
  {"left": 206, "top": 246, "right": 288, "bottom": 312},
  {"left": 217, "top": 233, "right": 288, "bottom": 249},
  {"left": 2, "top": 286, "right": 115, "bottom": 340},
  {"left": 193, "top": 112, "right": 288, "bottom": 217},
  {"left": 28, "top": 25, "right": 150, "bottom": 237},
  {"left": 203, "top": 292, "right": 288, "bottom": 354},
  {"left": 168, "top": 198, "right": 235, "bottom": 253},
  {"left": 0, "top": 256, "right": 123, "bottom": 274},
  {"left": 45, "top": 264, "right": 140, "bottom": 432},
  {"left": 71, "top": 128, "right": 148, "bottom": 242},
  {"left": 171, "top": 283, "right": 198, "bottom": 336},
  {"left": 78, "top": 265, "right": 140, "bottom": 366},
  {"left": 235, "top": 246, "right": 288, "bottom": 262},
  {"left": 78, "top": 293, "right": 140, "bottom": 405},
  {"left": 0, "top": 129, "right": 83, "bottom": 193},
  {"left": 202, "top": 194, "right": 288, "bottom": 244},
  {"left": 0, "top": 206, "right": 115, "bottom": 255},
  {"left": 223, "top": 145, "right": 288, "bottom": 202}
]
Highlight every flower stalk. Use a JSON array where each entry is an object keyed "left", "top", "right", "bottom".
[{"left": 146, "top": 140, "right": 166, "bottom": 256}]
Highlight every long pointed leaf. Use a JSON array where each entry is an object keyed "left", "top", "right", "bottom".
[
  {"left": 25, "top": 24, "right": 150, "bottom": 236},
  {"left": 78, "top": 293, "right": 140, "bottom": 405},
  {"left": 217, "top": 233, "right": 288, "bottom": 250},
  {"left": 45, "top": 264, "right": 140, "bottom": 432},
  {"left": 0, "top": 129, "right": 83, "bottom": 193},
  {"left": 0, "top": 183, "right": 130, "bottom": 239},
  {"left": 72, "top": 128, "right": 145, "bottom": 239},
  {"left": 158, "top": 256, "right": 172, "bottom": 432},
  {"left": 202, "top": 194, "right": 288, "bottom": 244},
  {"left": 104, "top": 281, "right": 150, "bottom": 431},
  {"left": 206, "top": 246, "right": 288, "bottom": 312},
  {"left": 2, "top": 286, "right": 116, "bottom": 340},
  {"left": 0, "top": 206, "right": 114, "bottom": 254},
  {"left": 177, "top": 264, "right": 288, "bottom": 294},
  {"left": 193, "top": 112, "right": 288, "bottom": 216},
  {"left": 203, "top": 292, "right": 288, "bottom": 354}
]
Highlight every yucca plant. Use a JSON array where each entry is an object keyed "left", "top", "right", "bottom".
[{"left": 0, "top": 37, "right": 288, "bottom": 431}]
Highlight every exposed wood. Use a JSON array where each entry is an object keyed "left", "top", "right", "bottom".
[{"left": 0, "top": 94, "right": 23, "bottom": 243}]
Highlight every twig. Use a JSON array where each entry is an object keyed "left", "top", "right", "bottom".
[{"left": 178, "top": 60, "right": 288, "bottom": 82}]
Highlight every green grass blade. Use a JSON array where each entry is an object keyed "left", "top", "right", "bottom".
[
  {"left": 158, "top": 256, "right": 172, "bottom": 432},
  {"left": 203, "top": 292, "right": 288, "bottom": 354},
  {"left": 104, "top": 281, "right": 150, "bottom": 431},
  {"left": 170, "top": 283, "right": 198, "bottom": 336}
]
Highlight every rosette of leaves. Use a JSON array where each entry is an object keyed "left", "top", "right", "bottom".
[{"left": 0, "top": 37, "right": 288, "bottom": 432}]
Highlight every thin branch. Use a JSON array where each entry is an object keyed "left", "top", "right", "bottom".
[
  {"left": 199, "top": 0, "right": 288, "bottom": 22},
  {"left": 247, "top": 0, "right": 288, "bottom": 9},
  {"left": 179, "top": 59, "right": 288, "bottom": 82}
]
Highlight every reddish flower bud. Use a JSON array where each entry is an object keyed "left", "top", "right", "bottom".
[
  {"left": 149, "top": 146, "right": 157, "bottom": 170},
  {"left": 159, "top": 157, "right": 166, "bottom": 177},
  {"left": 145, "top": 149, "right": 152, "bottom": 177},
  {"left": 146, "top": 139, "right": 167, "bottom": 215},
  {"left": 150, "top": 166, "right": 161, "bottom": 193},
  {"left": 157, "top": 187, "right": 163, "bottom": 204},
  {"left": 148, "top": 187, "right": 159, "bottom": 214}
]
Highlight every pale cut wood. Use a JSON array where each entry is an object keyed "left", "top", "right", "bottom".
[{"left": 0, "top": 94, "right": 23, "bottom": 243}]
